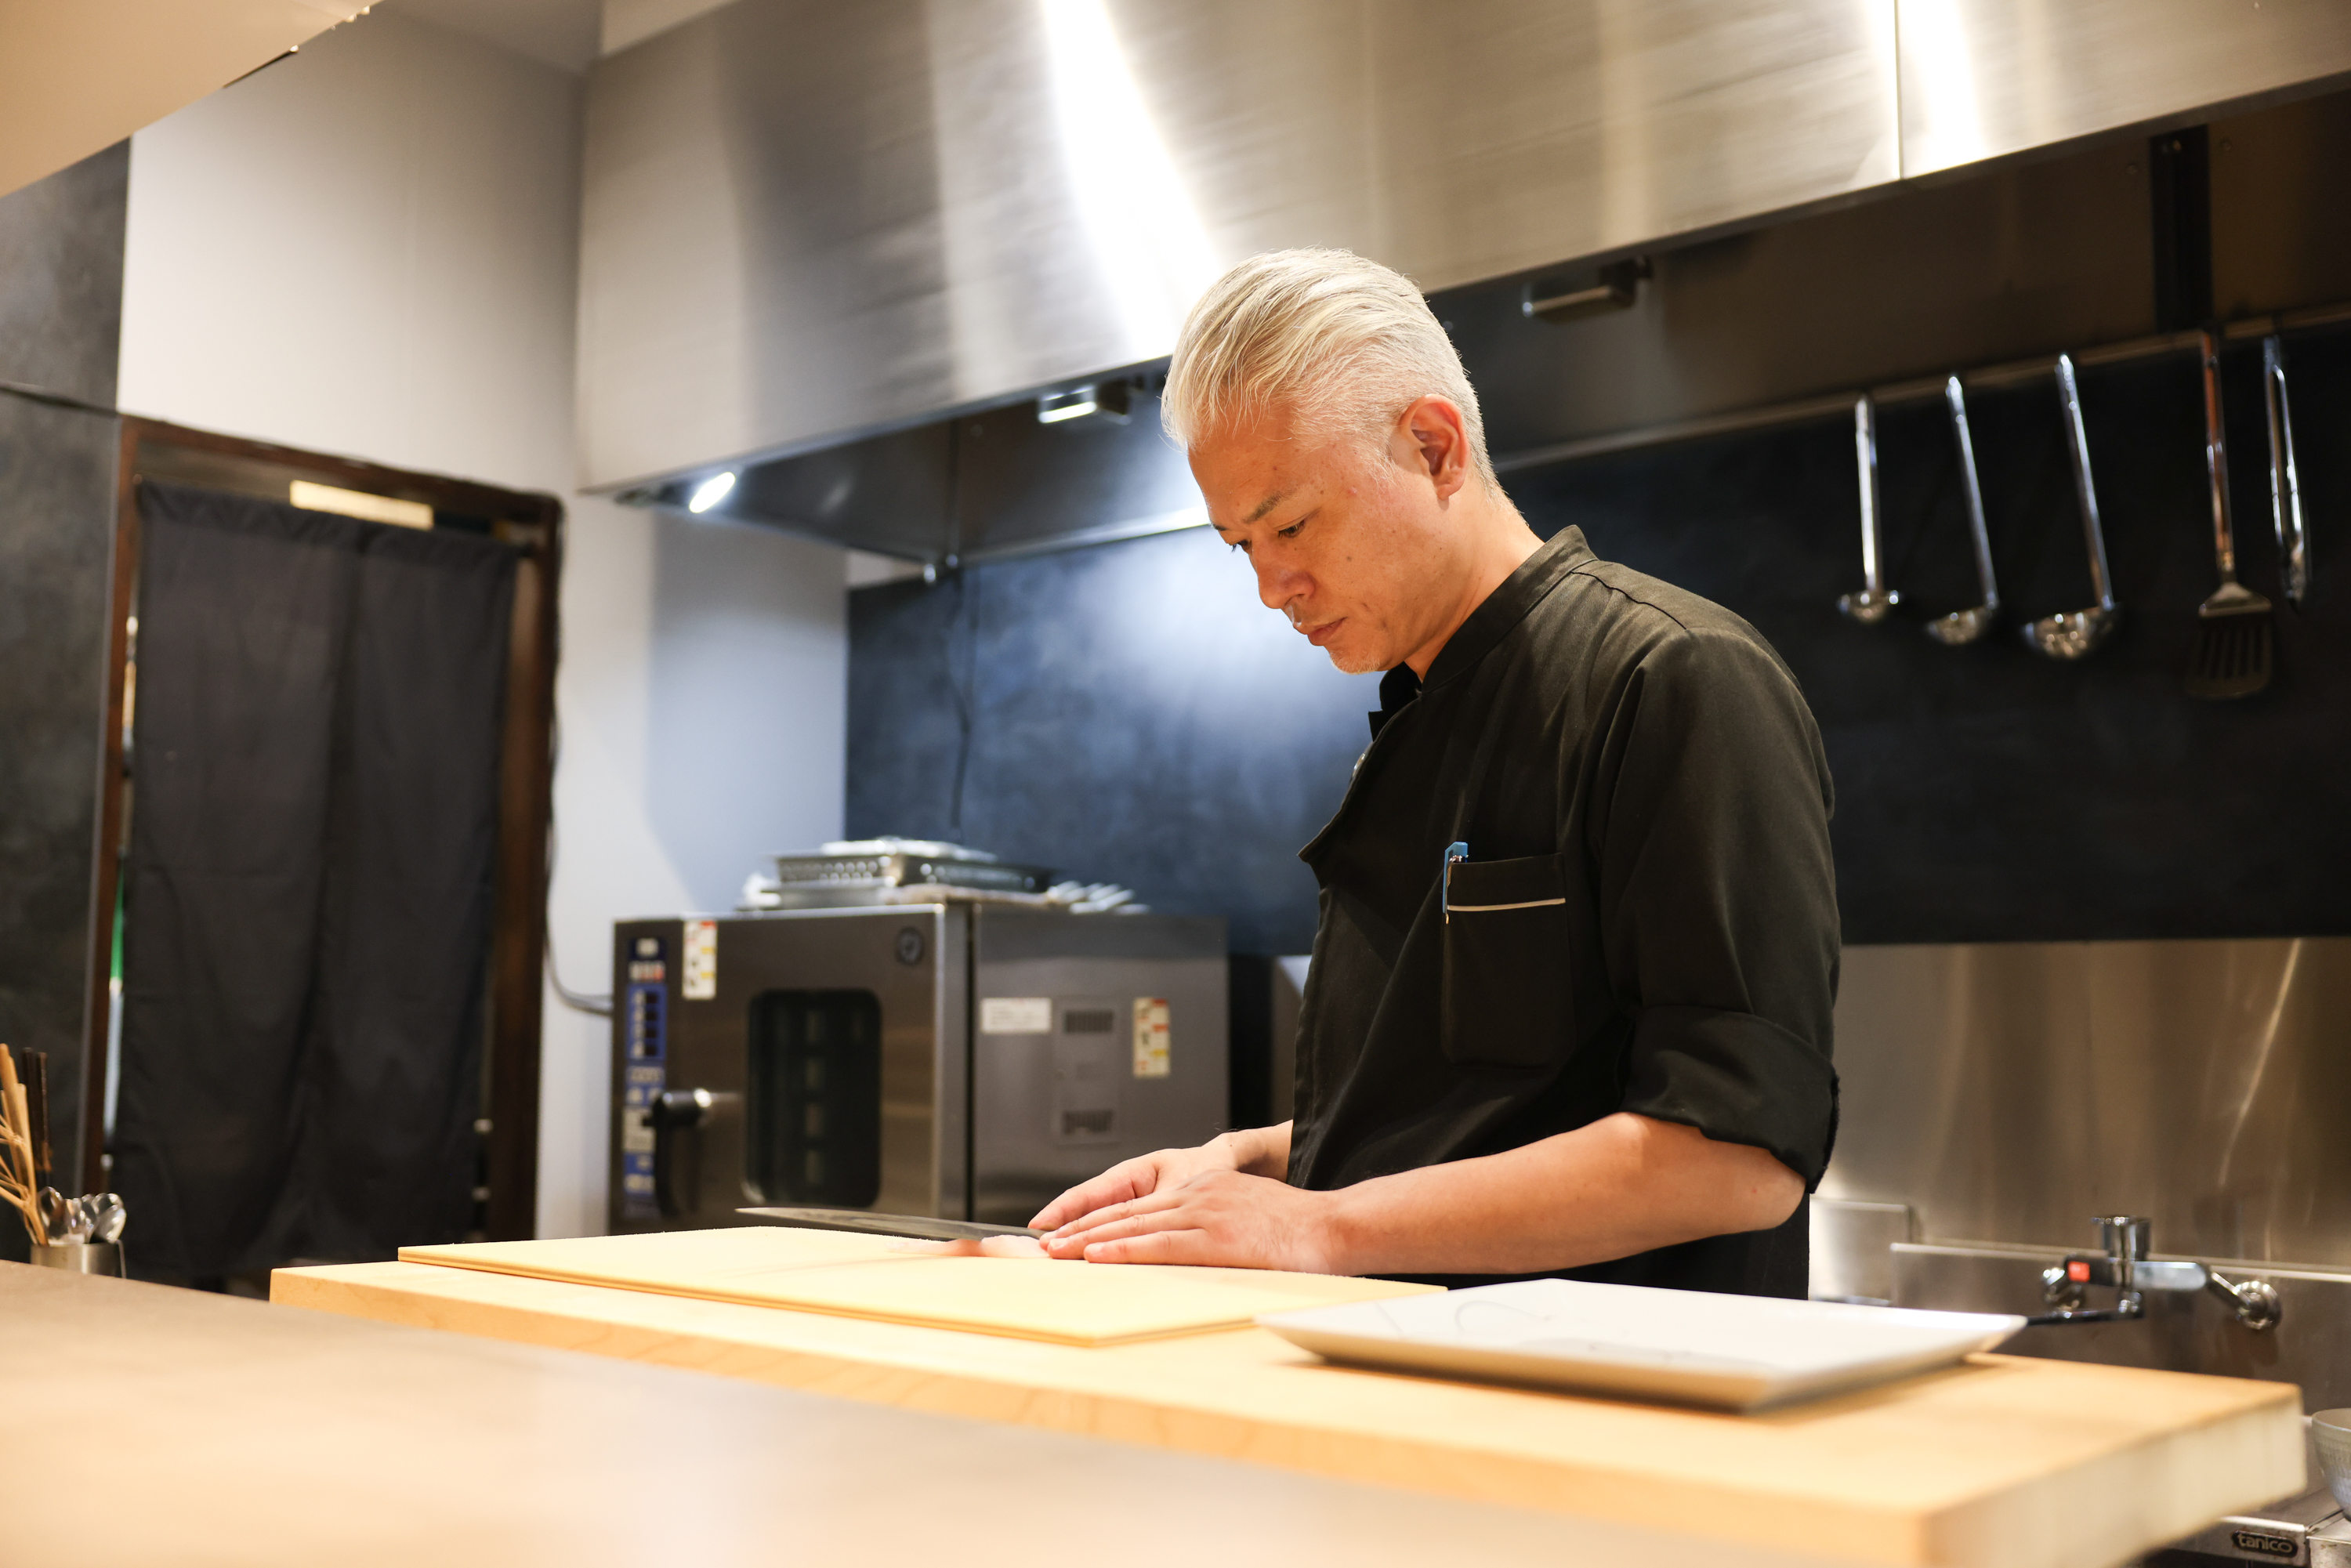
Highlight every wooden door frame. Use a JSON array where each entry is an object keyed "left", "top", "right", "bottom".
[{"left": 89, "top": 418, "right": 561, "bottom": 1241}]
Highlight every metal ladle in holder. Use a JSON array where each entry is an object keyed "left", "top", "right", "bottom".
[
  {"left": 2033, "top": 1215, "right": 2280, "bottom": 1331},
  {"left": 1926, "top": 375, "right": 2001, "bottom": 645},
  {"left": 2022, "top": 354, "right": 2121, "bottom": 659},
  {"left": 1837, "top": 394, "right": 1901, "bottom": 624},
  {"left": 30, "top": 1187, "right": 127, "bottom": 1274}
]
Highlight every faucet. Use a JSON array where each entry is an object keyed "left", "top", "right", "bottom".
[{"left": 2033, "top": 1215, "right": 2281, "bottom": 1331}]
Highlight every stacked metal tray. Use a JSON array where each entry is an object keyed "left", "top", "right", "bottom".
[{"left": 741, "top": 839, "right": 1059, "bottom": 909}]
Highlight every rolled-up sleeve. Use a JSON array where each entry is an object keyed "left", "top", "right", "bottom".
[{"left": 1587, "top": 626, "right": 1840, "bottom": 1187}]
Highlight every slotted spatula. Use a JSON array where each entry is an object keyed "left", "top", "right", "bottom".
[{"left": 2186, "top": 330, "right": 2272, "bottom": 701}]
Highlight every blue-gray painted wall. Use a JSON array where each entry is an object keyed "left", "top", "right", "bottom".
[{"left": 849, "top": 527, "right": 1376, "bottom": 954}]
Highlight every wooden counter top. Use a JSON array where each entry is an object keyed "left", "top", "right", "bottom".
[
  {"left": 276, "top": 1251, "right": 2305, "bottom": 1568},
  {"left": 7, "top": 1261, "right": 1591, "bottom": 1568}
]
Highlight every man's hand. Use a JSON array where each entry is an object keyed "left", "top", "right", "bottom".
[
  {"left": 1031, "top": 1114, "right": 1802, "bottom": 1279},
  {"left": 1039, "top": 1169, "right": 1345, "bottom": 1271},
  {"left": 1027, "top": 1123, "right": 1290, "bottom": 1233}
]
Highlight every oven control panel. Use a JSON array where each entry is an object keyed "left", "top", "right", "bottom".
[{"left": 618, "top": 934, "right": 669, "bottom": 1222}]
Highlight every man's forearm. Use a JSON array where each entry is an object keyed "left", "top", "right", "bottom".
[{"left": 1320, "top": 1114, "right": 1802, "bottom": 1276}]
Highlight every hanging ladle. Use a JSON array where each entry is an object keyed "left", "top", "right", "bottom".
[
  {"left": 1838, "top": 394, "right": 1900, "bottom": 624},
  {"left": 1926, "top": 375, "right": 2001, "bottom": 645},
  {"left": 2021, "top": 353, "right": 2121, "bottom": 659}
]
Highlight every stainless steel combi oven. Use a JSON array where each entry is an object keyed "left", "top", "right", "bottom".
[{"left": 608, "top": 904, "right": 1228, "bottom": 1231}]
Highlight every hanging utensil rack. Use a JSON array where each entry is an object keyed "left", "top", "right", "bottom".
[{"left": 1492, "top": 299, "right": 2351, "bottom": 476}]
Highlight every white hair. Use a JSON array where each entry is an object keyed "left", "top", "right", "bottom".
[{"left": 1161, "top": 248, "right": 1495, "bottom": 489}]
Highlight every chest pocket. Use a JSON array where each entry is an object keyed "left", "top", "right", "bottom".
[{"left": 1441, "top": 851, "right": 1572, "bottom": 1070}]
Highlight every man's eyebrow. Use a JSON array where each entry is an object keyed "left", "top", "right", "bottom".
[{"left": 1241, "top": 488, "right": 1291, "bottom": 526}]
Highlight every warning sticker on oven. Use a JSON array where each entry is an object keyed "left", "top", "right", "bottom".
[
  {"left": 980, "top": 997, "right": 1052, "bottom": 1034},
  {"left": 1132, "top": 998, "right": 1171, "bottom": 1077},
  {"left": 683, "top": 918, "right": 718, "bottom": 1000}
]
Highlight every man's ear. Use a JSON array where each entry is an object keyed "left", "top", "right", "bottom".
[{"left": 1400, "top": 396, "right": 1471, "bottom": 500}]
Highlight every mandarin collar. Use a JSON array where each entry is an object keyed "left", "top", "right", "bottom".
[{"left": 1417, "top": 526, "right": 1595, "bottom": 693}]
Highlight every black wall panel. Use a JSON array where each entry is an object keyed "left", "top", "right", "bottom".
[
  {"left": 0, "top": 399, "right": 118, "bottom": 1205},
  {"left": 0, "top": 143, "right": 126, "bottom": 407},
  {"left": 848, "top": 325, "right": 2350, "bottom": 952},
  {"left": 0, "top": 143, "right": 129, "bottom": 1205}
]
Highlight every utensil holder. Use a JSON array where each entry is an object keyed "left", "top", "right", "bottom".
[
  {"left": 2312, "top": 1410, "right": 2351, "bottom": 1512},
  {"left": 31, "top": 1240, "right": 122, "bottom": 1276}
]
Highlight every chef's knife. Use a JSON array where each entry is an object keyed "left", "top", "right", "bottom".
[{"left": 737, "top": 1206, "right": 1045, "bottom": 1242}]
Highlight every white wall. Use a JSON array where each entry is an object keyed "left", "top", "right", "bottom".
[
  {"left": 116, "top": 8, "right": 847, "bottom": 1242},
  {"left": 601, "top": 0, "right": 734, "bottom": 55},
  {"left": 119, "top": 12, "right": 581, "bottom": 490}
]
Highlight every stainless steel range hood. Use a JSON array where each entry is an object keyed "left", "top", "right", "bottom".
[{"left": 578, "top": 0, "right": 2351, "bottom": 494}]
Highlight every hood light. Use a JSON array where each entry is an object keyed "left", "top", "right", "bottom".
[
  {"left": 1037, "top": 389, "right": 1099, "bottom": 423},
  {"left": 1036, "top": 381, "right": 1131, "bottom": 425},
  {"left": 686, "top": 471, "right": 737, "bottom": 512}
]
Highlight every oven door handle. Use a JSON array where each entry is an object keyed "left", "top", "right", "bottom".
[{"left": 645, "top": 1088, "right": 714, "bottom": 1220}]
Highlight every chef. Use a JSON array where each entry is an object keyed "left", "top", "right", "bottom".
[{"left": 1032, "top": 248, "right": 1838, "bottom": 1296}]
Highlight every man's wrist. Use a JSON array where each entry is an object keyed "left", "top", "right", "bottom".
[
  {"left": 1310, "top": 1182, "right": 1368, "bottom": 1276},
  {"left": 1212, "top": 1126, "right": 1279, "bottom": 1177}
]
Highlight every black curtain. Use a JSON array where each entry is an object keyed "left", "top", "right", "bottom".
[{"left": 115, "top": 482, "right": 516, "bottom": 1280}]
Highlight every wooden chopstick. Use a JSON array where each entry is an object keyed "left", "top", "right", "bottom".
[{"left": 24, "top": 1051, "right": 49, "bottom": 1179}]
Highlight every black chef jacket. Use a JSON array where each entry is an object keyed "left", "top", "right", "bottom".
[{"left": 1288, "top": 525, "right": 1839, "bottom": 1297}]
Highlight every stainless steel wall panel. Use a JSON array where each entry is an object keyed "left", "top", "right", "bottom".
[
  {"left": 1824, "top": 942, "right": 2103, "bottom": 1252},
  {"left": 1826, "top": 939, "right": 2351, "bottom": 1268},
  {"left": 2080, "top": 940, "right": 2351, "bottom": 1268},
  {"left": 1810, "top": 1198, "right": 1916, "bottom": 1303},
  {"left": 1897, "top": 0, "right": 2351, "bottom": 178}
]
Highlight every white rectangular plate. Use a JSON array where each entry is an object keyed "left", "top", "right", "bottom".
[{"left": 1258, "top": 1280, "right": 2024, "bottom": 1411}]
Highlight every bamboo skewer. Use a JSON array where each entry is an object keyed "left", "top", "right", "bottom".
[{"left": 0, "top": 1044, "right": 47, "bottom": 1246}]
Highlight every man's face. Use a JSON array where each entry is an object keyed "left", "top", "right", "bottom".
[{"left": 1194, "top": 398, "right": 1475, "bottom": 675}]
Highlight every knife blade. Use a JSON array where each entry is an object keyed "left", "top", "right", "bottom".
[{"left": 737, "top": 1206, "right": 1045, "bottom": 1242}]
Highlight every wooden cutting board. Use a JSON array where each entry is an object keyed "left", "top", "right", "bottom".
[
  {"left": 287, "top": 1255, "right": 2306, "bottom": 1568},
  {"left": 399, "top": 1227, "right": 1439, "bottom": 1346}
]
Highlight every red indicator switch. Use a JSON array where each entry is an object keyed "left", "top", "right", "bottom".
[{"left": 2067, "top": 1260, "right": 2092, "bottom": 1284}]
